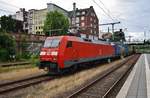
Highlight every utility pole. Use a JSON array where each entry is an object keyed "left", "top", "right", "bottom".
[
  {"left": 108, "top": 27, "right": 110, "bottom": 33},
  {"left": 100, "top": 22, "right": 121, "bottom": 33},
  {"left": 72, "top": 2, "right": 77, "bottom": 34},
  {"left": 126, "top": 36, "right": 133, "bottom": 43},
  {"left": 100, "top": 22, "right": 121, "bottom": 40},
  {"left": 128, "top": 36, "right": 133, "bottom": 42}
]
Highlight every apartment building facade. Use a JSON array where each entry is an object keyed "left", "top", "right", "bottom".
[
  {"left": 11, "top": 3, "right": 99, "bottom": 39},
  {"left": 28, "top": 3, "right": 69, "bottom": 35},
  {"left": 69, "top": 6, "right": 99, "bottom": 40},
  {"left": 11, "top": 8, "right": 28, "bottom": 32},
  {"left": 28, "top": 9, "right": 47, "bottom": 35}
]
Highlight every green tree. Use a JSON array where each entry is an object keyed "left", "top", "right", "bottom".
[
  {"left": 0, "top": 32, "right": 16, "bottom": 61},
  {"left": 0, "top": 15, "right": 23, "bottom": 33},
  {"left": 113, "top": 29, "right": 126, "bottom": 42},
  {"left": 0, "top": 15, "right": 15, "bottom": 32},
  {"left": 43, "top": 11, "right": 69, "bottom": 36}
]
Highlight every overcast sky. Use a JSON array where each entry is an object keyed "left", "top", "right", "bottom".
[{"left": 0, "top": 0, "right": 150, "bottom": 40}]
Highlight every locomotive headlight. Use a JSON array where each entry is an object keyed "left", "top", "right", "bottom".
[
  {"left": 40, "top": 51, "right": 46, "bottom": 55},
  {"left": 51, "top": 51, "right": 58, "bottom": 56}
]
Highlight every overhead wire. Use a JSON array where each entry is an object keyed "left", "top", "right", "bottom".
[
  {"left": 0, "top": 0, "right": 20, "bottom": 9},
  {"left": 97, "top": 0, "right": 119, "bottom": 22},
  {"left": 0, "top": 0, "right": 21, "bottom": 16},
  {"left": 0, "top": 0, "right": 21, "bottom": 15},
  {"left": 98, "top": 0, "right": 110, "bottom": 13},
  {"left": 0, "top": 8, "right": 15, "bottom": 14},
  {"left": 92, "top": 0, "right": 115, "bottom": 22}
]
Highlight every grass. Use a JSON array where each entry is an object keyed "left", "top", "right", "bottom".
[
  {"left": 0, "top": 57, "right": 44, "bottom": 82},
  {"left": 0, "top": 64, "right": 36, "bottom": 73},
  {"left": 0, "top": 66, "right": 45, "bottom": 82},
  {"left": 0, "top": 55, "right": 39, "bottom": 73},
  {"left": 17, "top": 58, "right": 128, "bottom": 98}
]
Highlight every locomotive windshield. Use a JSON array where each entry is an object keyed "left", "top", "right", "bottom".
[{"left": 43, "top": 38, "right": 60, "bottom": 48}]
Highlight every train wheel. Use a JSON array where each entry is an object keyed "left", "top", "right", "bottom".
[
  {"left": 70, "top": 65, "right": 78, "bottom": 73},
  {"left": 47, "top": 68, "right": 58, "bottom": 75},
  {"left": 57, "top": 67, "right": 64, "bottom": 75},
  {"left": 120, "top": 55, "right": 124, "bottom": 59}
]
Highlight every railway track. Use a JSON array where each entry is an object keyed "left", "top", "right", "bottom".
[
  {"left": 0, "top": 74, "right": 52, "bottom": 94},
  {"left": 0, "top": 62, "right": 31, "bottom": 67},
  {"left": 67, "top": 54, "right": 140, "bottom": 98}
]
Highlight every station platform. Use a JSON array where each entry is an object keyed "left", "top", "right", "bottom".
[{"left": 117, "top": 54, "right": 150, "bottom": 98}]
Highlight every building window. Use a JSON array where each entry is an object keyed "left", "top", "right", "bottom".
[
  {"left": 93, "top": 13, "right": 95, "bottom": 17},
  {"left": 90, "top": 17, "right": 92, "bottom": 21},
  {"left": 67, "top": 41, "right": 72, "bottom": 48},
  {"left": 89, "top": 35, "right": 93, "bottom": 40},
  {"left": 90, "top": 24, "right": 93, "bottom": 27},
  {"left": 39, "top": 20, "right": 42, "bottom": 24},
  {"left": 72, "top": 18, "right": 75, "bottom": 24},
  {"left": 36, "top": 26, "right": 37, "bottom": 30},
  {"left": 91, "top": 30, "right": 93, "bottom": 34},
  {"left": 72, "top": 21, "right": 75, "bottom": 25},
  {"left": 81, "top": 16, "right": 84, "bottom": 20},
  {"left": 82, "top": 11, "right": 85, "bottom": 15},
  {"left": 94, "top": 36, "right": 98, "bottom": 40},
  {"left": 76, "top": 24, "right": 79, "bottom": 27},
  {"left": 76, "top": 12, "right": 80, "bottom": 16},
  {"left": 39, "top": 26, "right": 40, "bottom": 29},
  {"left": 81, "top": 22, "right": 85, "bottom": 27},
  {"left": 80, "top": 34, "right": 86, "bottom": 38},
  {"left": 76, "top": 17, "right": 79, "bottom": 23}
]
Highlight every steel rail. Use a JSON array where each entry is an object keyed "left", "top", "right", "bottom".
[
  {"left": 0, "top": 74, "right": 51, "bottom": 94},
  {"left": 0, "top": 62, "right": 31, "bottom": 67},
  {"left": 102, "top": 54, "right": 140, "bottom": 98},
  {"left": 67, "top": 54, "right": 139, "bottom": 98}
]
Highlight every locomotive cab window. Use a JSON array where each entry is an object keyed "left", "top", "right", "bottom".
[
  {"left": 44, "top": 38, "right": 60, "bottom": 48},
  {"left": 67, "top": 41, "right": 72, "bottom": 48}
]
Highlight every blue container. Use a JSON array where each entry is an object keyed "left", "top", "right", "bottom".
[
  {"left": 122, "top": 44, "right": 129, "bottom": 56},
  {"left": 113, "top": 44, "right": 121, "bottom": 56}
]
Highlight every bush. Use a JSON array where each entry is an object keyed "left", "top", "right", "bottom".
[
  {"left": 21, "top": 52, "right": 31, "bottom": 59},
  {"left": 0, "top": 32, "right": 16, "bottom": 61},
  {"left": 0, "top": 49, "right": 9, "bottom": 61},
  {"left": 30, "top": 54, "right": 39, "bottom": 66},
  {"left": 15, "top": 53, "right": 22, "bottom": 61}
]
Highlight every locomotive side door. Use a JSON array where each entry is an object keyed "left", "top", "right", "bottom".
[{"left": 64, "top": 41, "right": 78, "bottom": 68}]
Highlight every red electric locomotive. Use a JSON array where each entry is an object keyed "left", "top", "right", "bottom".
[{"left": 39, "top": 36, "right": 115, "bottom": 73}]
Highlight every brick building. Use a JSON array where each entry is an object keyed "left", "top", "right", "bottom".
[
  {"left": 69, "top": 5, "right": 99, "bottom": 40},
  {"left": 10, "top": 3, "right": 99, "bottom": 38}
]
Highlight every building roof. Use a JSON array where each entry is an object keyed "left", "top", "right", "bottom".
[
  {"left": 47, "top": 3, "right": 68, "bottom": 13},
  {"left": 28, "top": 3, "right": 68, "bottom": 14},
  {"left": 69, "top": 6, "right": 98, "bottom": 19},
  {"left": 28, "top": 8, "right": 47, "bottom": 12}
]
